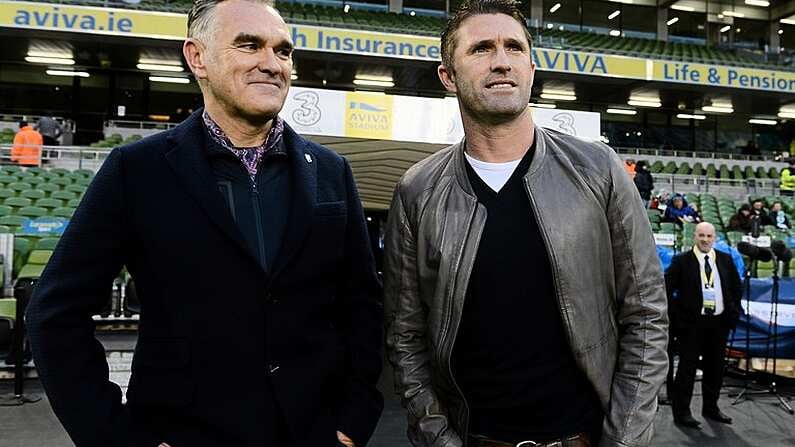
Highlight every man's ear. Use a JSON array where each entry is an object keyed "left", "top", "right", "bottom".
[
  {"left": 437, "top": 64, "right": 457, "bottom": 94},
  {"left": 183, "top": 38, "right": 209, "bottom": 81}
]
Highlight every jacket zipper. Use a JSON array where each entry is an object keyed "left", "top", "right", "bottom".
[
  {"left": 250, "top": 176, "right": 267, "bottom": 270},
  {"left": 441, "top": 195, "right": 482, "bottom": 444},
  {"left": 523, "top": 177, "right": 576, "bottom": 348}
]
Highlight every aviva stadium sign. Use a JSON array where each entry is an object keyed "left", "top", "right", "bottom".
[{"left": 2, "top": 0, "right": 795, "bottom": 93}]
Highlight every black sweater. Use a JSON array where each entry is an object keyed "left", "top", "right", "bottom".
[{"left": 452, "top": 144, "right": 603, "bottom": 443}]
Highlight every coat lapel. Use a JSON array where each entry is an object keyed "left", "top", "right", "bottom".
[
  {"left": 270, "top": 125, "right": 316, "bottom": 279},
  {"left": 164, "top": 111, "right": 259, "bottom": 268}
]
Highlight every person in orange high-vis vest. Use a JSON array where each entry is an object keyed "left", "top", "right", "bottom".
[{"left": 12, "top": 121, "right": 43, "bottom": 166}]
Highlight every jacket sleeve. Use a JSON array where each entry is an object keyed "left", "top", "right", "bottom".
[
  {"left": 600, "top": 149, "right": 669, "bottom": 447},
  {"left": 781, "top": 168, "right": 795, "bottom": 188},
  {"left": 383, "top": 183, "right": 463, "bottom": 447},
  {"left": 25, "top": 148, "right": 135, "bottom": 447},
  {"left": 335, "top": 159, "right": 385, "bottom": 446}
]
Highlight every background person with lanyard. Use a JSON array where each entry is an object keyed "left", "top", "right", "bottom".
[{"left": 664, "top": 222, "right": 742, "bottom": 428}]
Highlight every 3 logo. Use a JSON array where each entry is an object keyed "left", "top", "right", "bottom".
[{"left": 291, "top": 91, "right": 322, "bottom": 127}]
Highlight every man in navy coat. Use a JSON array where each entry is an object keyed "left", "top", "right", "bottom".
[{"left": 25, "top": 1, "right": 383, "bottom": 446}]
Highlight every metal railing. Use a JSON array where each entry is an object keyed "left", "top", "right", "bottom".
[
  {"left": 0, "top": 145, "right": 111, "bottom": 172},
  {"left": 615, "top": 146, "right": 783, "bottom": 163},
  {"left": 652, "top": 173, "right": 781, "bottom": 200}
]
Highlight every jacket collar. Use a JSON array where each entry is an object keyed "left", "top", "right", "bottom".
[
  {"left": 163, "top": 110, "right": 317, "bottom": 277},
  {"left": 452, "top": 123, "right": 547, "bottom": 197},
  {"left": 164, "top": 110, "right": 258, "bottom": 267},
  {"left": 270, "top": 123, "right": 316, "bottom": 278}
]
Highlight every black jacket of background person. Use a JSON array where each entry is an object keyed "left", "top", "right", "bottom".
[
  {"left": 664, "top": 249, "right": 742, "bottom": 330},
  {"left": 25, "top": 111, "right": 384, "bottom": 447}
]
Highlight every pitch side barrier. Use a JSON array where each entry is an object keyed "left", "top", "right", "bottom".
[{"left": 0, "top": 144, "right": 110, "bottom": 171}]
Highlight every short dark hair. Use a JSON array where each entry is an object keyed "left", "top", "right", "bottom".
[
  {"left": 440, "top": 0, "right": 533, "bottom": 71},
  {"left": 18, "top": 121, "right": 27, "bottom": 128},
  {"left": 187, "top": 0, "right": 273, "bottom": 39}
]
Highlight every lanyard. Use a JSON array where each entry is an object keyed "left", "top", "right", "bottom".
[{"left": 693, "top": 247, "right": 715, "bottom": 288}]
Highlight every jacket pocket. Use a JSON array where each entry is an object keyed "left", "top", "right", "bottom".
[{"left": 127, "top": 338, "right": 194, "bottom": 407}]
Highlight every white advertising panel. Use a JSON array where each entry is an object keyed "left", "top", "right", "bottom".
[
  {"left": 280, "top": 87, "right": 602, "bottom": 143},
  {"left": 281, "top": 87, "right": 346, "bottom": 136}
]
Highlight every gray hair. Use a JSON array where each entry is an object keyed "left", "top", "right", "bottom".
[{"left": 187, "top": 0, "right": 274, "bottom": 41}]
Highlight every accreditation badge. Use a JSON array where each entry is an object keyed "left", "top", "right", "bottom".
[{"left": 703, "top": 287, "right": 716, "bottom": 315}]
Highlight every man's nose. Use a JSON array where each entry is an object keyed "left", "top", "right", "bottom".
[
  {"left": 258, "top": 48, "right": 283, "bottom": 75},
  {"left": 491, "top": 47, "right": 512, "bottom": 72}
]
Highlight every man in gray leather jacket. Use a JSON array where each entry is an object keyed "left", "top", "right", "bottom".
[{"left": 383, "top": 1, "right": 668, "bottom": 446}]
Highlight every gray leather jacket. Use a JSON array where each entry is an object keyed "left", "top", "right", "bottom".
[{"left": 384, "top": 125, "right": 668, "bottom": 447}]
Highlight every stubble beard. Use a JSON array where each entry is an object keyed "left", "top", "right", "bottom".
[{"left": 456, "top": 79, "right": 529, "bottom": 126}]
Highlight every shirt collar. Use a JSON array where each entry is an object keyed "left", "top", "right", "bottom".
[
  {"left": 693, "top": 247, "right": 716, "bottom": 262},
  {"left": 201, "top": 110, "right": 286, "bottom": 180},
  {"left": 202, "top": 109, "right": 284, "bottom": 155}
]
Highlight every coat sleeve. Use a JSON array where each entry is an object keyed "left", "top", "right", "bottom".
[
  {"left": 25, "top": 148, "right": 136, "bottom": 447},
  {"left": 600, "top": 148, "right": 669, "bottom": 447},
  {"left": 334, "top": 158, "right": 385, "bottom": 446},
  {"left": 383, "top": 182, "right": 464, "bottom": 447}
]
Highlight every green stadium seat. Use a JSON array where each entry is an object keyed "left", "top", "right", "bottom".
[
  {"left": 647, "top": 210, "right": 661, "bottom": 223},
  {"left": 17, "top": 206, "right": 48, "bottom": 219},
  {"left": 51, "top": 191, "right": 77, "bottom": 201},
  {"left": 7, "top": 182, "right": 32, "bottom": 193},
  {"left": 51, "top": 207, "right": 74, "bottom": 219},
  {"left": 25, "top": 176, "right": 45, "bottom": 186},
  {"left": 16, "top": 170, "right": 35, "bottom": 180},
  {"left": 35, "top": 238, "right": 59, "bottom": 251},
  {"left": 49, "top": 168, "right": 69, "bottom": 176},
  {"left": 20, "top": 189, "right": 45, "bottom": 200},
  {"left": 26, "top": 249, "right": 52, "bottom": 265},
  {"left": 49, "top": 177, "right": 73, "bottom": 188},
  {"left": 67, "top": 198, "right": 82, "bottom": 208},
  {"left": 4, "top": 197, "right": 31, "bottom": 208},
  {"left": 35, "top": 198, "right": 63, "bottom": 210},
  {"left": 65, "top": 185, "right": 87, "bottom": 195},
  {"left": 12, "top": 237, "right": 32, "bottom": 276},
  {"left": 39, "top": 171, "right": 60, "bottom": 181},
  {"left": 38, "top": 183, "right": 60, "bottom": 195},
  {"left": 65, "top": 173, "right": 84, "bottom": 183},
  {"left": 0, "top": 189, "right": 14, "bottom": 200},
  {"left": 18, "top": 263, "right": 45, "bottom": 279},
  {"left": 26, "top": 167, "right": 45, "bottom": 175},
  {"left": 0, "top": 166, "right": 21, "bottom": 175},
  {"left": 73, "top": 169, "right": 94, "bottom": 178},
  {"left": 0, "top": 205, "right": 12, "bottom": 217},
  {"left": 0, "top": 298, "right": 15, "bottom": 320},
  {"left": 0, "top": 175, "right": 17, "bottom": 184},
  {"left": 757, "top": 260, "right": 775, "bottom": 278},
  {"left": 75, "top": 178, "right": 92, "bottom": 187},
  {"left": 0, "top": 214, "right": 28, "bottom": 227}
]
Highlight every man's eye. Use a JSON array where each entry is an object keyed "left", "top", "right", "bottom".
[
  {"left": 239, "top": 43, "right": 258, "bottom": 51},
  {"left": 474, "top": 47, "right": 488, "bottom": 54}
]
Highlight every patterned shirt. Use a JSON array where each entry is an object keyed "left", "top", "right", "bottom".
[{"left": 202, "top": 110, "right": 285, "bottom": 184}]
